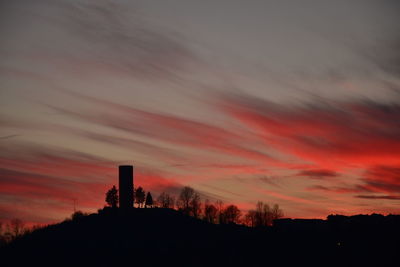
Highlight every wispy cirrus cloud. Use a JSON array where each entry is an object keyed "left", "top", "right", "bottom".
[
  {"left": 356, "top": 195, "right": 400, "bottom": 200},
  {"left": 45, "top": 92, "right": 282, "bottom": 167},
  {"left": 297, "top": 169, "right": 338, "bottom": 179},
  {"left": 0, "top": 0, "right": 198, "bottom": 83},
  {"left": 219, "top": 92, "right": 400, "bottom": 203},
  {"left": 0, "top": 142, "right": 181, "bottom": 223},
  {"left": 307, "top": 165, "right": 400, "bottom": 201},
  {"left": 220, "top": 93, "right": 400, "bottom": 168},
  {"left": 1, "top": 0, "right": 400, "bottom": 223},
  {"left": 306, "top": 185, "right": 364, "bottom": 194},
  {"left": 360, "top": 165, "right": 400, "bottom": 195}
]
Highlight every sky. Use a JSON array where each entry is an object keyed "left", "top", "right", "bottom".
[{"left": 1, "top": 0, "right": 400, "bottom": 224}]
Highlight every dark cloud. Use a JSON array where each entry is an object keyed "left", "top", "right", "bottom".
[
  {"left": 367, "top": 40, "right": 400, "bottom": 77},
  {"left": 221, "top": 93, "right": 400, "bottom": 203},
  {"left": 45, "top": 92, "right": 281, "bottom": 166},
  {"left": 308, "top": 164, "right": 400, "bottom": 199},
  {"left": 0, "top": 134, "right": 19, "bottom": 140},
  {"left": 64, "top": 0, "right": 197, "bottom": 80},
  {"left": 220, "top": 93, "right": 400, "bottom": 167},
  {"left": 0, "top": 0, "right": 198, "bottom": 82},
  {"left": 356, "top": 195, "right": 400, "bottom": 200},
  {"left": 198, "top": 184, "right": 243, "bottom": 200},
  {"left": 0, "top": 141, "right": 113, "bottom": 166},
  {"left": 307, "top": 185, "right": 363, "bottom": 194},
  {"left": 360, "top": 165, "right": 400, "bottom": 194},
  {"left": 258, "top": 176, "right": 281, "bottom": 187},
  {"left": 297, "top": 169, "right": 338, "bottom": 179},
  {"left": 0, "top": 167, "right": 105, "bottom": 201}
]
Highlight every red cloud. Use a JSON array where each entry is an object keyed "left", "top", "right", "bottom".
[
  {"left": 356, "top": 195, "right": 400, "bottom": 200},
  {"left": 360, "top": 165, "right": 400, "bottom": 194},
  {"left": 306, "top": 185, "right": 363, "bottom": 194},
  {"left": 220, "top": 94, "right": 400, "bottom": 203},
  {"left": 297, "top": 169, "right": 338, "bottom": 178},
  {"left": 0, "top": 144, "right": 182, "bottom": 223},
  {"left": 48, "top": 92, "right": 286, "bottom": 166},
  {"left": 221, "top": 94, "right": 400, "bottom": 169},
  {"left": 306, "top": 165, "right": 400, "bottom": 200}
]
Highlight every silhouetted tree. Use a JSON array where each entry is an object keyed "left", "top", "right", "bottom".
[
  {"left": 145, "top": 192, "right": 153, "bottom": 208},
  {"left": 204, "top": 200, "right": 218, "bottom": 223},
  {"left": 177, "top": 186, "right": 202, "bottom": 217},
  {"left": 71, "top": 211, "right": 87, "bottom": 221},
  {"left": 1, "top": 223, "right": 12, "bottom": 244},
  {"left": 244, "top": 210, "right": 257, "bottom": 227},
  {"left": 216, "top": 200, "right": 224, "bottom": 224},
  {"left": 255, "top": 201, "right": 270, "bottom": 226},
  {"left": 105, "top": 185, "right": 119, "bottom": 208},
  {"left": 271, "top": 204, "right": 284, "bottom": 223},
  {"left": 253, "top": 201, "right": 283, "bottom": 226},
  {"left": 222, "top": 205, "right": 242, "bottom": 224},
  {"left": 157, "top": 192, "right": 175, "bottom": 209},
  {"left": 0, "top": 222, "right": 4, "bottom": 246},
  {"left": 177, "top": 186, "right": 195, "bottom": 215},
  {"left": 10, "top": 218, "right": 25, "bottom": 239},
  {"left": 135, "top": 186, "right": 146, "bottom": 208},
  {"left": 190, "top": 192, "right": 202, "bottom": 219}
]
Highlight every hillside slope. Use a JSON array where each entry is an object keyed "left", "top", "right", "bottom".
[{"left": 1, "top": 209, "right": 398, "bottom": 267}]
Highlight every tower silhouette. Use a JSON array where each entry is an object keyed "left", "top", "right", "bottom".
[{"left": 119, "top": 165, "right": 134, "bottom": 209}]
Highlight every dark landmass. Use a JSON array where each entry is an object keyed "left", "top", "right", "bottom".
[{"left": 1, "top": 208, "right": 399, "bottom": 267}]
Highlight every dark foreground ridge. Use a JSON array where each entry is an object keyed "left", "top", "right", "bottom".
[{"left": 1, "top": 209, "right": 399, "bottom": 267}]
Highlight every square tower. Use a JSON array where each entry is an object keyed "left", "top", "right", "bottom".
[{"left": 119, "top": 165, "right": 134, "bottom": 209}]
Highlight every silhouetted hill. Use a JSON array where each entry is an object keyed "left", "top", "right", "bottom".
[{"left": 1, "top": 209, "right": 399, "bottom": 267}]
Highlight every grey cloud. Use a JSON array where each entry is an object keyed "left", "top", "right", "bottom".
[
  {"left": 221, "top": 92, "right": 400, "bottom": 156},
  {"left": 356, "top": 195, "right": 400, "bottom": 200},
  {"left": 44, "top": 91, "right": 279, "bottom": 165},
  {"left": 258, "top": 176, "right": 281, "bottom": 188},
  {"left": 0, "top": 134, "right": 19, "bottom": 140},
  {"left": 0, "top": 0, "right": 198, "bottom": 81}
]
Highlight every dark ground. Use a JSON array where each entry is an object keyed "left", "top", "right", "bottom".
[{"left": 1, "top": 208, "right": 399, "bottom": 267}]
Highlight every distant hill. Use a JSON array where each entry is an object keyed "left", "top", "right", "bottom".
[{"left": 1, "top": 209, "right": 399, "bottom": 267}]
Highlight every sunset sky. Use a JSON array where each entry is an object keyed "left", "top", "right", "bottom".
[{"left": 1, "top": 0, "right": 400, "bottom": 224}]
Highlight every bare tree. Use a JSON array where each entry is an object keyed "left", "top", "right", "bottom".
[
  {"left": 254, "top": 201, "right": 271, "bottom": 226},
  {"left": 190, "top": 192, "right": 202, "bottom": 219},
  {"left": 244, "top": 210, "right": 257, "bottom": 227},
  {"left": 10, "top": 218, "right": 25, "bottom": 239},
  {"left": 105, "top": 185, "right": 119, "bottom": 208},
  {"left": 271, "top": 204, "right": 284, "bottom": 223},
  {"left": 135, "top": 186, "right": 146, "bottom": 208},
  {"left": 1, "top": 223, "right": 12, "bottom": 243},
  {"left": 157, "top": 192, "right": 175, "bottom": 209},
  {"left": 253, "top": 201, "right": 283, "bottom": 226},
  {"left": 203, "top": 200, "right": 218, "bottom": 224},
  {"left": 223, "top": 205, "right": 242, "bottom": 224},
  {"left": 216, "top": 200, "right": 224, "bottom": 224},
  {"left": 177, "top": 186, "right": 202, "bottom": 217},
  {"left": 0, "top": 222, "right": 4, "bottom": 245},
  {"left": 177, "top": 186, "right": 195, "bottom": 215}
]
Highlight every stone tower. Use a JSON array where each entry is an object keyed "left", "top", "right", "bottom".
[{"left": 119, "top": 165, "right": 134, "bottom": 209}]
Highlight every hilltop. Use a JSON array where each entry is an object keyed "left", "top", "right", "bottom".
[{"left": 1, "top": 208, "right": 399, "bottom": 267}]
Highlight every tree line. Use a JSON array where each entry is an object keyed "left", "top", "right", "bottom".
[
  {"left": 0, "top": 211, "right": 90, "bottom": 246},
  {"left": 105, "top": 185, "right": 284, "bottom": 227},
  {"left": 0, "top": 184, "right": 283, "bottom": 246},
  {"left": 106, "top": 185, "right": 154, "bottom": 208},
  {"left": 0, "top": 219, "right": 41, "bottom": 246}
]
